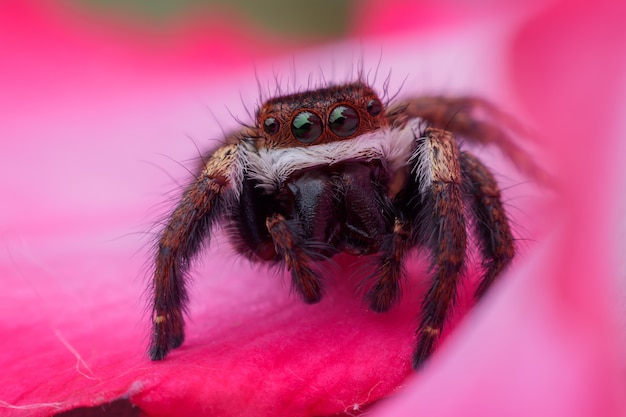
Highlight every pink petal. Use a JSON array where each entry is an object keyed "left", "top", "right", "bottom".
[{"left": 4, "top": 1, "right": 624, "bottom": 417}]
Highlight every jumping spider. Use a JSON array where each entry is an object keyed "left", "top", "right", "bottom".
[{"left": 150, "top": 81, "right": 528, "bottom": 369}]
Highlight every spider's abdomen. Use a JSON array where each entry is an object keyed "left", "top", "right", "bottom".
[{"left": 230, "top": 161, "right": 394, "bottom": 263}]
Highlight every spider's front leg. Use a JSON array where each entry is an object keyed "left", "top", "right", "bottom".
[
  {"left": 150, "top": 143, "right": 242, "bottom": 360},
  {"left": 410, "top": 127, "right": 467, "bottom": 369}
]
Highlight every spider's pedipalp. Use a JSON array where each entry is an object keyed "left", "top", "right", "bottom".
[
  {"left": 266, "top": 213, "right": 325, "bottom": 304},
  {"left": 150, "top": 142, "right": 243, "bottom": 361},
  {"left": 366, "top": 217, "right": 411, "bottom": 313}
]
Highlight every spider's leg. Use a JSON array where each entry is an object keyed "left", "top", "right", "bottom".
[
  {"left": 150, "top": 143, "right": 242, "bottom": 361},
  {"left": 266, "top": 213, "right": 324, "bottom": 303},
  {"left": 388, "top": 96, "right": 549, "bottom": 184},
  {"left": 460, "top": 151, "right": 515, "bottom": 299},
  {"left": 366, "top": 217, "right": 411, "bottom": 312},
  {"left": 410, "top": 128, "right": 467, "bottom": 369}
]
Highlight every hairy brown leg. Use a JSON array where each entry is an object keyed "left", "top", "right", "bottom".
[
  {"left": 150, "top": 144, "right": 240, "bottom": 360},
  {"left": 460, "top": 151, "right": 515, "bottom": 299},
  {"left": 266, "top": 213, "right": 324, "bottom": 304},
  {"left": 366, "top": 218, "right": 411, "bottom": 312},
  {"left": 411, "top": 128, "right": 467, "bottom": 370},
  {"left": 388, "top": 96, "right": 550, "bottom": 185}
]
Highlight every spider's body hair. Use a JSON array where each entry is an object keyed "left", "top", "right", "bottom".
[
  {"left": 149, "top": 80, "right": 521, "bottom": 369},
  {"left": 240, "top": 118, "right": 424, "bottom": 194}
]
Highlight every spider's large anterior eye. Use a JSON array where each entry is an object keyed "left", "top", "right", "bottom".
[
  {"left": 328, "top": 105, "right": 359, "bottom": 137},
  {"left": 367, "top": 99, "right": 383, "bottom": 117},
  {"left": 291, "top": 111, "right": 322, "bottom": 143},
  {"left": 263, "top": 117, "right": 280, "bottom": 135}
]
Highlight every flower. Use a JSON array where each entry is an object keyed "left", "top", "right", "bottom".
[{"left": 1, "top": 1, "right": 624, "bottom": 416}]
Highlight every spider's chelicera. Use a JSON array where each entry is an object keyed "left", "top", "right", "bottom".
[{"left": 150, "top": 81, "right": 520, "bottom": 369}]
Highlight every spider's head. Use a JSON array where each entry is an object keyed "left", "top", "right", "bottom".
[{"left": 255, "top": 82, "right": 387, "bottom": 148}]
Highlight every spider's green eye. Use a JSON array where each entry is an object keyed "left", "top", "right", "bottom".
[
  {"left": 367, "top": 99, "right": 383, "bottom": 116},
  {"left": 291, "top": 111, "right": 322, "bottom": 143},
  {"left": 263, "top": 117, "right": 280, "bottom": 135},
  {"left": 329, "top": 105, "right": 359, "bottom": 137}
]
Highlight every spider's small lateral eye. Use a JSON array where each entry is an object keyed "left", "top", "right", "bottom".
[
  {"left": 328, "top": 105, "right": 359, "bottom": 137},
  {"left": 263, "top": 117, "right": 280, "bottom": 135},
  {"left": 367, "top": 99, "right": 383, "bottom": 117},
  {"left": 291, "top": 111, "right": 323, "bottom": 143}
]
